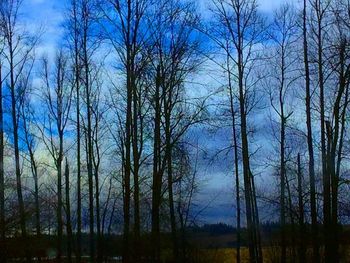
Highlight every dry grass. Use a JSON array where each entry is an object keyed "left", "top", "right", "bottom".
[{"left": 194, "top": 247, "right": 309, "bottom": 263}]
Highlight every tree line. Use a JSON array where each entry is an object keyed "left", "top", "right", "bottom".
[{"left": 0, "top": 0, "right": 349, "bottom": 263}]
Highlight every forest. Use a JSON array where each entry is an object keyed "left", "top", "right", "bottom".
[{"left": 0, "top": 0, "right": 349, "bottom": 262}]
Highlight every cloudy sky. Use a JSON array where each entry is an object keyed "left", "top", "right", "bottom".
[
  {"left": 22, "top": 0, "right": 289, "bottom": 225},
  {"left": 23, "top": 0, "right": 290, "bottom": 59}
]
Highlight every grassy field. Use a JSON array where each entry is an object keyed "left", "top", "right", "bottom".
[
  {"left": 6, "top": 247, "right": 350, "bottom": 262},
  {"left": 189, "top": 247, "right": 282, "bottom": 263},
  {"left": 190, "top": 246, "right": 350, "bottom": 263},
  {"left": 187, "top": 247, "right": 304, "bottom": 263}
]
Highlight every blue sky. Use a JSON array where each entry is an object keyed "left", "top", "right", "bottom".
[
  {"left": 23, "top": 0, "right": 290, "bottom": 59},
  {"left": 21, "top": 0, "right": 289, "bottom": 225}
]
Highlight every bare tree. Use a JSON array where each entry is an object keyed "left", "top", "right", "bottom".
[
  {"left": 21, "top": 86, "right": 41, "bottom": 240},
  {"left": 0, "top": 1, "right": 38, "bottom": 260},
  {"left": 40, "top": 52, "right": 73, "bottom": 262},
  {"left": 76, "top": 1, "right": 98, "bottom": 260},
  {"left": 302, "top": 0, "right": 320, "bottom": 261},
  {"left": 267, "top": 4, "right": 298, "bottom": 262},
  {"left": 225, "top": 40, "right": 242, "bottom": 263},
  {"left": 210, "top": 0, "right": 265, "bottom": 261},
  {"left": 67, "top": 0, "right": 83, "bottom": 261},
  {"left": 149, "top": 1, "right": 203, "bottom": 261},
  {"left": 324, "top": 26, "right": 350, "bottom": 263},
  {"left": 100, "top": 0, "right": 149, "bottom": 261}
]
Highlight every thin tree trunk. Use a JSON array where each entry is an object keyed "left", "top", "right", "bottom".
[
  {"left": 152, "top": 66, "right": 162, "bottom": 263},
  {"left": 237, "top": 41, "right": 255, "bottom": 263},
  {"left": 327, "top": 41, "right": 347, "bottom": 263},
  {"left": 108, "top": 197, "right": 118, "bottom": 236},
  {"left": 65, "top": 159, "right": 73, "bottom": 263},
  {"left": 227, "top": 52, "right": 240, "bottom": 263},
  {"left": 286, "top": 173, "right": 296, "bottom": 263},
  {"left": 26, "top": 144, "right": 40, "bottom": 262},
  {"left": 123, "top": 2, "right": 133, "bottom": 262},
  {"left": 93, "top": 136, "right": 102, "bottom": 263},
  {"left": 132, "top": 69, "right": 141, "bottom": 261},
  {"left": 102, "top": 177, "right": 113, "bottom": 236},
  {"left": 9, "top": 36, "right": 29, "bottom": 261},
  {"left": 279, "top": 58, "right": 286, "bottom": 263},
  {"left": 82, "top": 3, "right": 95, "bottom": 260},
  {"left": 237, "top": 33, "right": 261, "bottom": 263},
  {"left": 250, "top": 172, "right": 263, "bottom": 262},
  {"left": 303, "top": 1, "right": 319, "bottom": 261},
  {"left": 22, "top": 97, "right": 41, "bottom": 259},
  {"left": 314, "top": 1, "right": 331, "bottom": 260},
  {"left": 0, "top": 62, "right": 5, "bottom": 263},
  {"left": 72, "top": 0, "right": 82, "bottom": 260},
  {"left": 297, "top": 154, "right": 306, "bottom": 263},
  {"left": 32, "top": 159, "right": 40, "bottom": 238},
  {"left": 76, "top": 66, "right": 82, "bottom": 263},
  {"left": 165, "top": 93, "right": 179, "bottom": 261},
  {"left": 163, "top": 71, "right": 179, "bottom": 261},
  {"left": 57, "top": 131, "right": 64, "bottom": 263}
]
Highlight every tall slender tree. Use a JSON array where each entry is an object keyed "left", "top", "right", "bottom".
[
  {"left": 0, "top": 1, "right": 38, "bottom": 260},
  {"left": 302, "top": 0, "right": 320, "bottom": 261},
  {"left": 41, "top": 52, "right": 73, "bottom": 262},
  {"left": 210, "top": 1, "right": 265, "bottom": 261},
  {"left": 67, "top": 0, "right": 83, "bottom": 261},
  {"left": 81, "top": 0, "right": 95, "bottom": 260},
  {"left": 101, "top": 1, "right": 149, "bottom": 261},
  {"left": 268, "top": 4, "right": 298, "bottom": 261}
]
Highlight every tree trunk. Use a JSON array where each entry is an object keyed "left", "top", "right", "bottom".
[
  {"left": 65, "top": 159, "right": 73, "bottom": 263},
  {"left": 314, "top": 1, "right": 331, "bottom": 260},
  {"left": 57, "top": 132, "right": 63, "bottom": 263},
  {"left": 93, "top": 140, "right": 102, "bottom": 263},
  {"left": 297, "top": 154, "right": 306, "bottom": 263},
  {"left": 0, "top": 62, "right": 5, "bottom": 263},
  {"left": 72, "top": 0, "right": 82, "bottom": 261},
  {"left": 286, "top": 173, "right": 296, "bottom": 262},
  {"left": 237, "top": 32, "right": 261, "bottom": 263},
  {"left": 82, "top": 4, "right": 95, "bottom": 260},
  {"left": 132, "top": 66, "right": 141, "bottom": 261},
  {"left": 303, "top": 1, "right": 319, "bottom": 261},
  {"left": 152, "top": 66, "right": 162, "bottom": 263},
  {"left": 123, "top": 2, "right": 133, "bottom": 262},
  {"left": 9, "top": 36, "right": 29, "bottom": 261},
  {"left": 326, "top": 41, "right": 347, "bottom": 263},
  {"left": 280, "top": 74, "right": 286, "bottom": 263},
  {"left": 165, "top": 90, "right": 179, "bottom": 261},
  {"left": 227, "top": 53, "right": 240, "bottom": 263}
]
